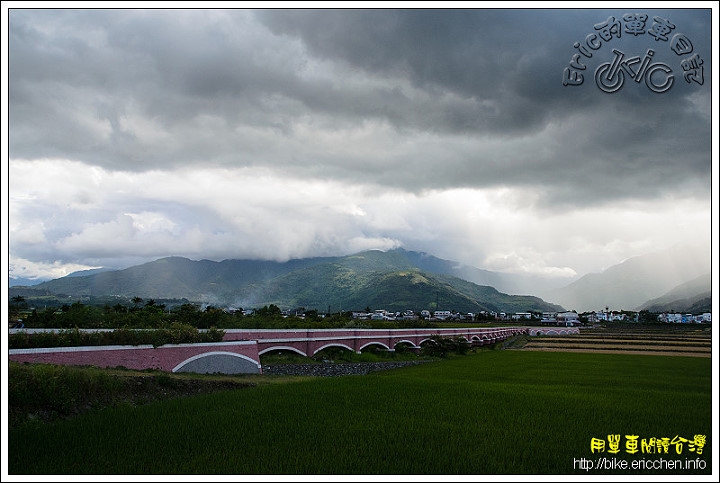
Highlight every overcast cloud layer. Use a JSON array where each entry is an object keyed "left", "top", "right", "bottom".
[{"left": 4, "top": 6, "right": 715, "bottom": 283}]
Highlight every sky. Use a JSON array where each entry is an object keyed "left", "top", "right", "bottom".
[{"left": 3, "top": 3, "right": 717, "bottom": 285}]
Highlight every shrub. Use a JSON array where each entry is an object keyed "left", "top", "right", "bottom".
[
  {"left": 8, "top": 325, "right": 226, "bottom": 349},
  {"left": 420, "top": 335, "right": 470, "bottom": 357}
]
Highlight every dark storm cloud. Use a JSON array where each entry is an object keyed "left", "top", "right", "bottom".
[
  {"left": 257, "top": 10, "right": 548, "bottom": 99},
  {"left": 8, "top": 8, "right": 712, "bottom": 204},
  {"left": 257, "top": 10, "right": 710, "bottom": 112},
  {"left": 268, "top": 10, "right": 711, "bottom": 206},
  {"left": 6, "top": 5, "right": 714, "bottom": 282},
  {"left": 256, "top": 8, "right": 568, "bottom": 136}
]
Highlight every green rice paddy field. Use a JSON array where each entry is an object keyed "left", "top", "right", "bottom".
[{"left": 7, "top": 349, "right": 713, "bottom": 476}]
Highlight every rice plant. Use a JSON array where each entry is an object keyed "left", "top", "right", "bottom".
[{"left": 8, "top": 351, "right": 712, "bottom": 475}]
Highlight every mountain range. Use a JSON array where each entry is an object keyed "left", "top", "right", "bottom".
[
  {"left": 9, "top": 245, "right": 711, "bottom": 314},
  {"left": 12, "top": 249, "right": 562, "bottom": 314}
]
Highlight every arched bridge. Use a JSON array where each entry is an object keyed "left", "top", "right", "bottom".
[
  {"left": 221, "top": 327, "right": 529, "bottom": 358},
  {"left": 9, "top": 326, "right": 577, "bottom": 375}
]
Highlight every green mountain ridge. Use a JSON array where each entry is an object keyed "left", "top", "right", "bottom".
[
  {"left": 13, "top": 249, "right": 563, "bottom": 314},
  {"left": 636, "top": 274, "right": 711, "bottom": 313}
]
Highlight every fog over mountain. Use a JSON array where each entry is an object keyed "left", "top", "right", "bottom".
[
  {"left": 637, "top": 273, "right": 711, "bottom": 314},
  {"left": 11, "top": 244, "right": 710, "bottom": 315},
  {"left": 536, "top": 244, "right": 711, "bottom": 312}
]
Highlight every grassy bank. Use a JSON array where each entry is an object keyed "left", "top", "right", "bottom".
[{"left": 8, "top": 350, "right": 712, "bottom": 475}]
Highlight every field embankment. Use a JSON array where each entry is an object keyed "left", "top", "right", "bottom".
[{"left": 517, "top": 323, "right": 711, "bottom": 357}]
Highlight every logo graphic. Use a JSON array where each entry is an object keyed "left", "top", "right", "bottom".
[
  {"left": 595, "top": 48, "right": 673, "bottom": 93},
  {"left": 562, "top": 14, "right": 705, "bottom": 93}
]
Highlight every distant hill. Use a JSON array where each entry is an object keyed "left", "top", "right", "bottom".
[
  {"left": 538, "top": 245, "right": 710, "bottom": 312},
  {"left": 9, "top": 277, "right": 47, "bottom": 287},
  {"left": 15, "top": 249, "right": 563, "bottom": 314},
  {"left": 20, "top": 255, "right": 335, "bottom": 302},
  {"left": 637, "top": 273, "right": 711, "bottom": 313},
  {"left": 237, "top": 253, "right": 561, "bottom": 313},
  {"left": 10, "top": 267, "right": 116, "bottom": 287},
  {"left": 64, "top": 267, "right": 117, "bottom": 278}
]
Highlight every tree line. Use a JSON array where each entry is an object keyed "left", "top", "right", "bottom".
[{"left": 9, "top": 297, "right": 440, "bottom": 330}]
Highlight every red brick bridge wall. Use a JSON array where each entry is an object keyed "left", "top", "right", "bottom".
[
  {"left": 9, "top": 340, "right": 262, "bottom": 374},
  {"left": 9, "top": 327, "right": 576, "bottom": 374}
]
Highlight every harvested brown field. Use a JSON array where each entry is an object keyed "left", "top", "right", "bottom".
[
  {"left": 516, "top": 323, "right": 712, "bottom": 357},
  {"left": 521, "top": 347, "right": 709, "bottom": 357}
]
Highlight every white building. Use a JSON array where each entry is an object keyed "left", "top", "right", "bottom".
[{"left": 556, "top": 311, "right": 580, "bottom": 326}]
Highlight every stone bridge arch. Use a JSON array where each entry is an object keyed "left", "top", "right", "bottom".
[
  {"left": 313, "top": 342, "right": 355, "bottom": 356},
  {"left": 358, "top": 341, "right": 391, "bottom": 352},
  {"left": 527, "top": 327, "right": 578, "bottom": 336},
  {"left": 393, "top": 339, "right": 419, "bottom": 350},
  {"left": 258, "top": 345, "right": 308, "bottom": 357},
  {"left": 173, "top": 351, "right": 261, "bottom": 374}
]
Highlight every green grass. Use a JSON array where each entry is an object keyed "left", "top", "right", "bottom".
[
  {"left": 8, "top": 351, "right": 712, "bottom": 475},
  {"left": 8, "top": 363, "right": 128, "bottom": 416}
]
